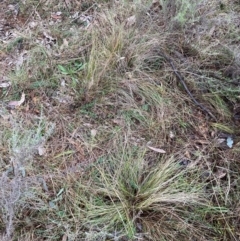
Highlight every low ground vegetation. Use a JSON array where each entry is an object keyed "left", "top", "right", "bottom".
[{"left": 0, "top": 0, "right": 240, "bottom": 240}]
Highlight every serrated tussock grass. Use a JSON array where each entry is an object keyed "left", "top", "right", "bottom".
[{"left": 76, "top": 141, "right": 223, "bottom": 240}]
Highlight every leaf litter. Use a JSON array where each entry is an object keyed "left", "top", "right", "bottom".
[
  {"left": 147, "top": 145, "right": 166, "bottom": 154},
  {"left": 7, "top": 92, "right": 25, "bottom": 109}
]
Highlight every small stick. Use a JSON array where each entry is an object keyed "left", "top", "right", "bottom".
[{"left": 160, "top": 53, "right": 217, "bottom": 121}]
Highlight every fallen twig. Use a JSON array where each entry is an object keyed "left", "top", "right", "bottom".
[{"left": 160, "top": 53, "right": 217, "bottom": 121}]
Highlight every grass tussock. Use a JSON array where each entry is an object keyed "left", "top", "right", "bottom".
[
  {"left": 0, "top": 0, "right": 240, "bottom": 240},
  {"left": 77, "top": 140, "right": 221, "bottom": 240}
]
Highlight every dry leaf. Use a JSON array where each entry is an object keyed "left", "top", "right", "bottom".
[
  {"left": 0, "top": 82, "right": 11, "bottom": 88},
  {"left": 215, "top": 169, "right": 227, "bottom": 179},
  {"left": 125, "top": 15, "right": 136, "bottom": 27},
  {"left": 169, "top": 131, "right": 175, "bottom": 139},
  {"left": 147, "top": 145, "right": 166, "bottom": 153},
  {"left": 83, "top": 123, "right": 92, "bottom": 127},
  {"left": 38, "top": 146, "right": 46, "bottom": 156},
  {"left": 198, "top": 123, "right": 209, "bottom": 138},
  {"left": 184, "top": 150, "right": 191, "bottom": 160},
  {"left": 216, "top": 138, "right": 225, "bottom": 145},
  {"left": 51, "top": 14, "right": 62, "bottom": 20},
  {"left": 8, "top": 92, "right": 25, "bottom": 109},
  {"left": 60, "top": 39, "right": 69, "bottom": 51},
  {"left": 28, "top": 21, "right": 38, "bottom": 29},
  {"left": 62, "top": 234, "right": 67, "bottom": 241},
  {"left": 112, "top": 118, "right": 125, "bottom": 126},
  {"left": 91, "top": 129, "right": 97, "bottom": 137},
  {"left": 208, "top": 26, "right": 215, "bottom": 36}
]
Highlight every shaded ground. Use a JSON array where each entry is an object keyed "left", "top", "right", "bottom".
[{"left": 0, "top": 0, "right": 240, "bottom": 240}]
